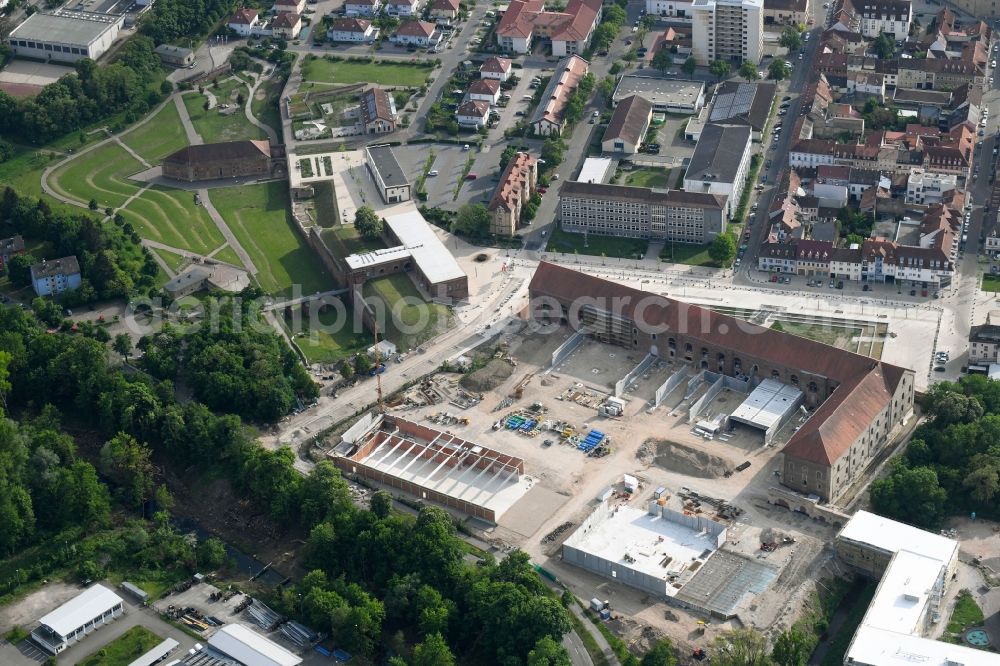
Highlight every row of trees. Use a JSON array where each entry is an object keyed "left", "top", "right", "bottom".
[
  {"left": 0, "top": 37, "right": 167, "bottom": 144},
  {"left": 1, "top": 187, "right": 157, "bottom": 303},
  {"left": 140, "top": 0, "right": 240, "bottom": 45},
  {"left": 871, "top": 376, "right": 1000, "bottom": 527},
  {"left": 592, "top": 4, "right": 629, "bottom": 53}
]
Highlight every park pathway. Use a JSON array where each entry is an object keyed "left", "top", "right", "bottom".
[
  {"left": 199, "top": 188, "right": 258, "bottom": 276},
  {"left": 115, "top": 137, "right": 151, "bottom": 169},
  {"left": 244, "top": 67, "right": 279, "bottom": 144},
  {"left": 174, "top": 94, "right": 203, "bottom": 145},
  {"left": 144, "top": 243, "right": 178, "bottom": 279}
]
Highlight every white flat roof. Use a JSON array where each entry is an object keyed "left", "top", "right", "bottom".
[
  {"left": 729, "top": 378, "right": 802, "bottom": 430},
  {"left": 863, "top": 550, "right": 947, "bottom": 636},
  {"left": 129, "top": 637, "right": 180, "bottom": 666},
  {"left": 847, "top": 625, "right": 1000, "bottom": 666},
  {"left": 383, "top": 210, "right": 465, "bottom": 285},
  {"left": 344, "top": 245, "right": 411, "bottom": 270},
  {"left": 39, "top": 584, "right": 123, "bottom": 638},
  {"left": 838, "top": 511, "right": 958, "bottom": 564},
  {"left": 208, "top": 624, "right": 302, "bottom": 666},
  {"left": 563, "top": 505, "right": 718, "bottom": 590},
  {"left": 576, "top": 157, "right": 614, "bottom": 185}
]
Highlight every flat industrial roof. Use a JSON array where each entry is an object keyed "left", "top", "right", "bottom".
[
  {"left": 344, "top": 245, "right": 411, "bottom": 270},
  {"left": 563, "top": 504, "right": 719, "bottom": 590},
  {"left": 208, "top": 624, "right": 302, "bottom": 666},
  {"left": 685, "top": 123, "right": 753, "bottom": 185},
  {"left": 838, "top": 511, "right": 958, "bottom": 564},
  {"left": 130, "top": 638, "right": 180, "bottom": 666},
  {"left": 383, "top": 210, "right": 466, "bottom": 285},
  {"left": 575, "top": 157, "right": 614, "bottom": 185},
  {"left": 729, "top": 378, "right": 802, "bottom": 430},
  {"left": 613, "top": 76, "right": 704, "bottom": 108},
  {"left": 365, "top": 145, "right": 409, "bottom": 189},
  {"left": 39, "top": 584, "right": 123, "bottom": 638},
  {"left": 11, "top": 12, "right": 120, "bottom": 45},
  {"left": 847, "top": 625, "right": 1000, "bottom": 666}
]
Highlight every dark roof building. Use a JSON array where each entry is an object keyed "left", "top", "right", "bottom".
[
  {"left": 601, "top": 95, "right": 653, "bottom": 154},
  {"left": 359, "top": 87, "right": 398, "bottom": 134},
  {"left": 162, "top": 140, "right": 273, "bottom": 183},
  {"left": 709, "top": 81, "right": 777, "bottom": 134}
]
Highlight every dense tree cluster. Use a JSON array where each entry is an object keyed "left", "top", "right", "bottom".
[
  {"left": 871, "top": 376, "right": 1000, "bottom": 528},
  {"left": 0, "top": 188, "right": 157, "bottom": 303},
  {"left": 140, "top": 0, "right": 240, "bottom": 45},
  {"left": 137, "top": 301, "right": 318, "bottom": 422},
  {"left": 0, "top": 37, "right": 165, "bottom": 144}
]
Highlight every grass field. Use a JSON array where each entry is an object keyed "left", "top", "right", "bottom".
[
  {"left": 660, "top": 242, "right": 720, "bottom": 267},
  {"left": 252, "top": 74, "right": 284, "bottom": 138},
  {"left": 624, "top": 168, "right": 672, "bottom": 188},
  {"left": 982, "top": 274, "right": 1000, "bottom": 293},
  {"left": 292, "top": 305, "right": 371, "bottom": 364},
  {"left": 213, "top": 245, "right": 244, "bottom": 267},
  {"left": 363, "top": 274, "right": 453, "bottom": 351},
  {"left": 301, "top": 57, "right": 434, "bottom": 87},
  {"left": 78, "top": 626, "right": 162, "bottom": 666},
  {"left": 121, "top": 186, "right": 225, "bottom": 256},
  {"left": 210, "top": 182, "right": 332, "bottom": 295},
  {"left": 321, "top": 225, "right": 385, "bottom": 257},
  {"left": 153, "top": 248, "right": 189, "bottom": 273},
  {"left": 183, "top": 82, "right": 267, "bottom": 144},
  {"left": 50, "top": 142, "right": 143, "bottom": 209},
  {"left": 821, "top": 583, "right": 877, "bottom": 666},
  {"left": 122, "top": 101, "right": 188, "bottom": 163},
  {"left": 947, "top": 591, "right": 985, "bottom": 634},
  {"left": 545, "top": 225, "right": 648, "bottom": 259}
]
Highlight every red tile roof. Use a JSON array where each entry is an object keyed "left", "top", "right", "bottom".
[
  {"left": 469, "top": 78, "right": 501, "bottom": 95},
  {"left": 394, "top": 19, "right": 436, "bottom": 37},
  {"left": 272, "top": 12, "right": 301, "bottom": 28},
  {"left": 229, "top": 8, "right": 258, "bottom": 24},
  {"left": 481, "top": 56, "right": 512, "bottom": 74},
  {"left": 489, "top": 152, "right": 535, "bottom": 213}
]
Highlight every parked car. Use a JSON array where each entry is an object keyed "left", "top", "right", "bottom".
[
  {"left": 770, "top": 274, "right": 779, "bottom": 282},
  {"left": 465, "top": 173, "right": 478, "bottom": 180}
]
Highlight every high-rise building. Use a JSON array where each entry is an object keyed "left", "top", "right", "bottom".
[{"left": 690, "top": 0, "right": 763, "bottom": 66}]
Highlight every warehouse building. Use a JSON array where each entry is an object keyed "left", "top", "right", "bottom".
[
  {"left": 162, "top": 141, "right": 275, "bottom": 183},
  {"left": 364, "top": 145, "right": 411, "bottom": 204},
  {"left": 155, "top": 44, "right": 195, "bottom": 68},
  {"left": 31, "top": 584, "right": 125, "bottom": 654},
  {"left": 612, "top": 76, "right": 706, "bottom": 114},
  {"left": 9, "top": 10, "right": 124, "bottom": 63}
]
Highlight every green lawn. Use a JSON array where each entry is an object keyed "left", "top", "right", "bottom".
[
  {"left": 121, "top": 186, "right": 225, "bottom": 256},
  {"left": 624, "top": 167, "right": 672, "bottom": 188},
  {"left": 122, "top": 101, "right": 189, "bottom": 163},
  {"left": 210, "top": 182, "right": 333, "bottom": 295},
  {"left": 312, "top": 181, "right": 340, "bottom": 228},
  {"left": 154, "top": 248, "right": 189, "bottom": 273},
  {"left": 0, "top": 148, "right": 60, "bottom": 200},
  {"left": 321, "top": 225, "right": 386, "bottom": 257},
  {"left": 213, "top": 245, "right": 244, "bottom": 267},
  {"left": 947, "top": 591, "right": 985, "bottom": 634},
  {"left": 660, "top": 242, "right": 720, "bottom": 267},
  {"left": 982, "top": 275, "right": 1000, "bottom": 293},
  {"left": 291, "top": 305, "right": 371, "bottom": 364},
  {"left": 545, "top": 225, "right": 648, "bottom": 259},
  {"left": 362, "top": 273, "right": 453, "bottom": 352},
  {"left": 301, "top": 56, "right": 434, "bottom": 87},
  {"left": 252, "top": 74, "right": 284, "bottom": 138},
  {"left": 182, "top": 84, "right": 267, "bottom": 144},
  {"left": 78, "top": 626, "right": 162, "bottom": 666},
  {"left": 50, "top": 142, "right": 143, "bottom": 209}
]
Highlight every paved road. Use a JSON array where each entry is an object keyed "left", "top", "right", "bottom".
[
  {"left": 245, "top": 64, "right": 281, "bottom": 144},
  {"left": 175, "top": 93, "right": 203, "bottom": 145}
]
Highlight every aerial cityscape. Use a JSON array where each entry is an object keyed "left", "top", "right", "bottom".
[{"left": 0, "top": 0, "right": 998, "bottom": 663}]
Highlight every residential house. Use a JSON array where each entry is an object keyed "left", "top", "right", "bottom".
[
  {"left": 456, "top": 100, "right": 491, "bottom": 127},
  {"left": 385, "top": 0, "right": 421, "bottom": 16},
  {"left": 488, "top": 152, "right": 538, "bottom": 235},
  {"left": 529, "top": 54, "right": 589, "bottom": 136},
  {"left": 274, "top": 0, "right": 307, "bottom": 14},
  {"left": 228, "top": 8, "right": 259, "bottom": 36},
  {"left": 495, "top": 0, "right": 602, "bottom": 56},
  {"left": 344, "top": 0, "right": 382, "bottom": 16},
  {"left": 271, "top": 12, "right": 303, "bottom": 39},
  {"left": 969, "top": 320, "right": 1000, "bottom": 364},
  {"left": 0, "top": 235, "right": 25, "bottom": 271},
  {"left": 390, "top": 20, "right": 441, "bottom": 47},
  {"left": 646, "top": 0, "right": 694, "bottom": 18},
  {"left": 762, "top": 0, "right": 809, "bottom": 26},
  {"left": 469, "top": 78, "right": 502, "bottom": 105},
  {"left": 601, "top": 95, "right": 653, "bottom": 154},
  {"left": 905, "top": 167, "right": 956, "bottom": 205},
  {"left": 360, "top": 87, "right": 398, "bottom": 134},
  {"left": 328, "top": 18, "right": 379, "bottom": 42},
  {"left": 857, "top": 0, "right": 912, "bottom": 40},
  {"left": 430, "top": 0, "right": 460, "bottom": 21},
  {"left": 480, "top": 56, "right": 513, "bottom": 82},
  {"left": 690, "top": 0, "right": 764, "bottom": 66},
  {"left": 31, "top": 256, "right": 81, "bottom": 297}
]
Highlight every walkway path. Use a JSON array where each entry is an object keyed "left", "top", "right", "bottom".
[
  {"left": 174, "top": 93, "right": 203, "bottom": 145},
  {"left": 199, "top": 188, "right": 258, "bottom": 275},
  {"left": 115, "top": 137, "right": 151, "bottom": 169},
  {"left": 145, "top": 243, "right": 178, "bottom": 279},
  {"left": 566, "top": 599, "right": 619, "bottom": 666},
  {"left": 245, "top": 67, "right": 279, "bottom": 144}
]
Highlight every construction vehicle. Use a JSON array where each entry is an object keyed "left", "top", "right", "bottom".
[
  {"left": 510, "top": 373, "right": 534, "bottom": 399},
  {"left": 693, "top": 648, "right": 707, "bottom": 660}
]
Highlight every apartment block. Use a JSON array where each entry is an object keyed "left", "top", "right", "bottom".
[
  {"left": 690, "top": 0, "right": 764, "bottom": 66},
  {"left": 489, "top": 152, "right": 538, "bottom": 236}
]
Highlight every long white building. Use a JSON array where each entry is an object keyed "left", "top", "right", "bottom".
[
  {"left": 690, "top": 0, "right": 764, "bottom": 66},
  {"left": 31, "top": 584, "right": 125, "bottom": 654},
  {"left": 9, "top": 11, "right": 123, "bottom": 63}
]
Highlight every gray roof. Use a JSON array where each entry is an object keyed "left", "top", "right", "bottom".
[
  {"left": 164, "top": 140, "right": 270, "bottom": 166},
  {"left": 366, "top": 145, "right": 409, "bottom": 188},
  {"left": 559, "top": 180, "right": 727, "bottom": 209},
  {"left": 602, "top": 95, "right": 653, "bottom": 146},
  {"left": 685, "top": 123, "right": 753, "bottom": 185},
  {"left": 710, "top": 82, "right": 776, "bottom": 131},
  {"left": 30, "top": 256, "right": 80, "bottom": 280},
  {"left": 10, "top": 12, "right": 120, "bottom": 46},
  {"left": 155, "top": 44, "right": 194, "bottom": 57},
  {"left": 612, "top": 76, "right": 705, "bottom": 108},
  {"left": 0, "top": 235, "right": 25, "bottom": 255}
]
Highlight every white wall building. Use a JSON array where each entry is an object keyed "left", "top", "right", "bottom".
[
  {"left": 858, "top": 0, "right": 912, "bottom": 41},
  {"left": 344, "top": 0, "right": 382, "bottom": 16},
  {"left": 31, "top": 585, "right": 125, "bottom": 655},
  {"left": 690, "top": 0, "right": 764, "bottom": 66},
  {"left": 327, "top": 18, "right": 379, "bottom": 42},
  {"left": 9, "top": 11, "right": 124, "bottom": 63},
  {"left": 905, "top": 167, "right": 957, "bottom": 205},
  {"left": 647, "top": 0, "right": 695, "bottom": 18},
  {"left": 683, "top": 123, "right": 753, "bottom": 218}
]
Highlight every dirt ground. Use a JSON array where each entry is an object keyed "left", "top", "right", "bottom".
[
  {"left": 0, "top": 581, "right": 81, "bottom": 634},
  {"left": 638, "top": 439, "right": 735, "bottom": 479}
]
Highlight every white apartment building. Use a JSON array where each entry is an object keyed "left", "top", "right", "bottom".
[
  {"left": 905, "top": 167, "right": 957, "bottom": 205},
  {"left": 646, "top": 0, "right": 694, "bottom": 18},
  {"left": 682, "top": 123, "right": 753, "bottom": 218},
  {"left": 858, "top": 0, "right": 912, "bottom": 41},
  {"left": 690, "top": 0, "right": 764, "bottom": 66}
]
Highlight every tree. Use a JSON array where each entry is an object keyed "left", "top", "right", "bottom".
[
  {"left": 870, "top": 462, "right": 948, "bottom": 528},
  {"left": 339, "top": 362, "right": 355, "bottom": 380},
  {"left": 772, "top": 627, "right": 813, "bottom": 666},
  {"left": 6, "top": 253, "right": 35, "bottom": 288},
  {"left": 652, "top": 49, "right": 674, "bottom": 74},
  {"left": 739, "top": 60, "right": 760, "bottom": 82},
  {"left": 88, "top": 198, "right": 98, "bottom": 211},
  {"left": 604, "top": 4, "right": 627, "bottom": 26},
  {"left": 354, "top": 206, "right": 384, "bottom": 240},
  {"left": 598, "top": 75, "right": 616, "bottom": 101},
  {"left": 452, "top": 203, "right": 491, "bottom": 237},
  {"left": 710, "top": 60, "right": 732, "bottom": 82},
  {"left": 112, "top": 333, "right": 132, "bottom": 359},
  {"left": 197, "top": 537, "right": 227, "bottom": 569},
  {"left": 682, "top": 56, "right": 698, "bottom": 78},
  {"left": 712, "top": 628, "right": 770, "bottom": 666},
  {"left": 872, "top": 32, "right": 895, "bottom": 59},
  {"left": 499, "top": 145, "right": 518, "bottom": 170},
  {"left": 528, "top": 635, "right": 572, "bottom": 666},
  {"left": 354, "top": 353, "right": 372, "bottom": 375},
  {"left": 99, "top": 432, "right": 155, "bottom": 509},
  {"left": 964, "top": 463, "right": 999, "bottom": 504},
  {"left": 641, "top": 640, "right": 677, "bottom": 666},
  {"left": 541, "top": 137, "right": 566, "bottom": 166},
  {"left": 768, "top": 59, "right": 791, "bottom": 81},
  {"left": 236, "top": 92, "right": 245, "bottom": 107},
  {"left": 412, "top": 633, "right": 455, "bottom": 666},
  {"left": 592, "top": 23, "right": 617, "bottom": 52},
  {"left": 779, "top": 27, "right": 802, "bottom": 52},
  {"left": 709, "top": 233, "right": 737, "bottom": 265}
]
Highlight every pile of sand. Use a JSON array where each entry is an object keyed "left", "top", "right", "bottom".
[
  {"left": 459, "top": 358, "right": 514, "bottom": 391},
  {"left": 637, "top": 439, "right": 734, "bottom": 479}
]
